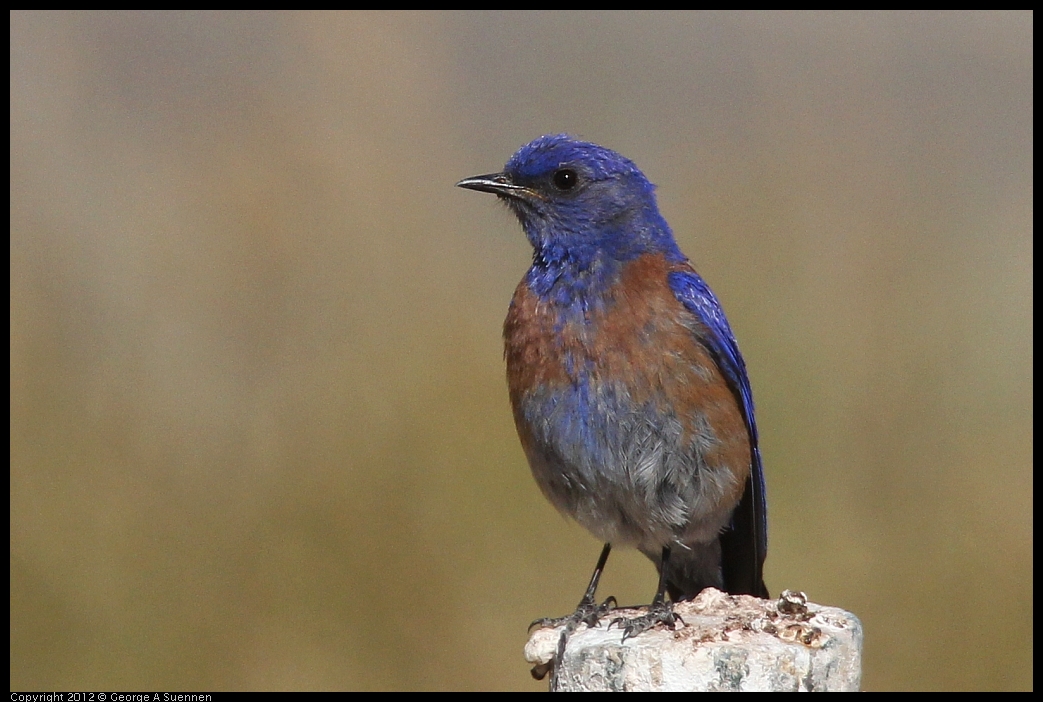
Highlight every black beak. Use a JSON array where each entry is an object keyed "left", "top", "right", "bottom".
[{"left": 456, "top": 172, "right": 534, "bottom": 199}]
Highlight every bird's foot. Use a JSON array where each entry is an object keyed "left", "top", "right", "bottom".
[
  {"left": 610, "top": 599, "right": 685, "bottom": 641},
  {"left": 529, "top": 596, "right": 617, "bottom": 684},
  {"left": 529, "top": 594, "right": 618, "bottom": 633}
]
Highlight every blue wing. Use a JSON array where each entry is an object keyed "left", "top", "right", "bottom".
[{"left": 668, "top": 270, "right": 768, "bottom": 597}]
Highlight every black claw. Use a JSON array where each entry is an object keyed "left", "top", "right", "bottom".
[
  {"left": 529, "top": 544, "right": 616, "bottom": 689},
  {"left": 611, "top": 600, "right": 686, "bottom": 641},
  {"left": 529, "top": 595, "right": 620, "bottom": 687},
  {"left": 529, "top": 595, "right": 617, "bottom": 633}
]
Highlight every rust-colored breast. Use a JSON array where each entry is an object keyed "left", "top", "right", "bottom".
[{"left": 503, "top": 253, "right": 751, "bottom": 544}]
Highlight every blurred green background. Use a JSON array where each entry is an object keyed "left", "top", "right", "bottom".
[{"left": 10, "top": 11, "right": 1032, "bottom": 691}]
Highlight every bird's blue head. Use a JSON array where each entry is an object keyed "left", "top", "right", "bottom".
[{"left": 458, "top": 135, "right": 685, "bottom": 276}]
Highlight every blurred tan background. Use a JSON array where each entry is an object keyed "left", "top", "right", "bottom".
[{"left": 10, "top": 11, "right": 1032, "bottom": 691}]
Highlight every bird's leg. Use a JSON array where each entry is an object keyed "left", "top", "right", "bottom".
[
  {"left": 529, "top": 543, "right": 618, "bottom": 684},
  {"left": 611, "top": 545, "right": 686, "bottom": 641},
  {"left": 530, "top": 542, "right": 617, "bottom": 631}
]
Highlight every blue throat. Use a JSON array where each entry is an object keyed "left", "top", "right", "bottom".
[{"left": 523, "top": 211, "right": 686, "bottom": 319}]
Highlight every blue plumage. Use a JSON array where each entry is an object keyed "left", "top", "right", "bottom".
[{"left": 458, "top": 135, "right": 769, "bottom": 639}]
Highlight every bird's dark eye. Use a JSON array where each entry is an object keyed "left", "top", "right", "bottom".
[{"left": 552, "top": 168, "right": 578, "bottom": 191}]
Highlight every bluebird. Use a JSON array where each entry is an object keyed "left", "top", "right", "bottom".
[{"left": 458, "top": 135, "right": 768, "bottom": 640}]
